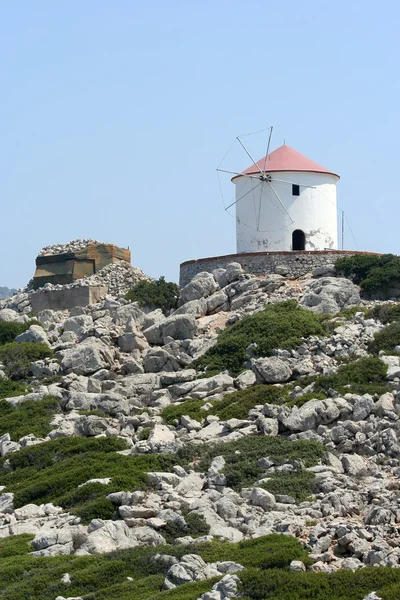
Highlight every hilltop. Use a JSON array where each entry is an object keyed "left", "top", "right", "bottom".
[
  {"left": 0, "top": 287, "right": 16, "bottom": 300},
  {"left": 1, "top": 252, "right": 400, "bottom": 599}
]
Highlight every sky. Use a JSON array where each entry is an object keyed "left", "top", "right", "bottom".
[{"left": 1, "top": 0, "right": 399, "bottom": 289}]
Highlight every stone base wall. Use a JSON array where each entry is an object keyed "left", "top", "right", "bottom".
[
  {"left": 31, "top": 286, "right": 109, "bottom": 312},
  {"left": 179, "top": 250, "right": 378, "bottom": 287}
]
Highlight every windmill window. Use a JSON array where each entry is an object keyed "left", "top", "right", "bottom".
[{"left": 292, "top": 184, "right": 300, "bottom": 196}]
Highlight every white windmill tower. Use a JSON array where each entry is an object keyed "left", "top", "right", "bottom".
[{"left": 217, "top": 128, "right": 340, "bottom": 253}]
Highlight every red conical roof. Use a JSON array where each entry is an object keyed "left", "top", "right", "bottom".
[{"left": 238, "top": 144, "right": 339, "bottom": 179}]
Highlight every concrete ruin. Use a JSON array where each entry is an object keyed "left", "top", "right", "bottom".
[
  {"left": 31, "top": 286, "right": 109, "bottom": 312},
  {"left": 33, "top": 243, "right": 131, "bottom": 290}
]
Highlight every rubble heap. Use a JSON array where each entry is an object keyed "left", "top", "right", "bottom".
[{"left": 38, "top": 238, "right": 106, "bottom": 256}]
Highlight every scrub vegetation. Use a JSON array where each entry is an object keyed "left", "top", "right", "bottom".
[
  {"left": 0, "top": 532, "right": 398, "bottom": 600},
  {"left": 125, "top": 276, "right": 180, "bottom": 313},
  {"left": 335, "top": 253, "right": 400, "bottom": 296},
  {"left": 0, "top": 342, "right": 53, "bottom": 380},
  {"left": 192, "top": 300, "right": 327, "bottom": 376}
]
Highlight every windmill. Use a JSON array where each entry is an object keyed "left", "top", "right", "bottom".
[
  {"left": 217, "top": 127, "right": 317, "bottom": 233},
  {"left": 216, "top": 128, "right": 340, "bottom": 253}
]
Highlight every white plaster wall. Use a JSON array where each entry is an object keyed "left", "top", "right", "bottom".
[{"left": 234, "top": 171, "right": 338, "bottom": 253}]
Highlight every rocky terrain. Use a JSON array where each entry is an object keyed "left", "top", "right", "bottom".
[
  {"left": 1, "top": 252, "right": 400, "bottom": 599},
  {"left": 0, "top": 287, "right": 16, "bottom": 300}
]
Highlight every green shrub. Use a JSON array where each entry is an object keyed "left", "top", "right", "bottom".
[
  {"left": 338, "top": 305, "right": 369, "bottom": 320},
  {"left": 297, "top": 356, "right": 390, "bottom": 397},
  {"left": 262, "top": 469, "right": 317, "bottom": 503},
  {"left": 59, "top": 483, "right": 117, "bottom": 522},
  {"left": 0, "top": 395, "right": 60, "bottom": 440},
  {"left": 200, "top": 534, "right": 311, "bottom": 569},
  {"left": 0, "top": 320, "right": 39, "bottom": 346},
  {"left": 162, "top": 399, "right": 205, "bottom": 425},
  {"left": 335, "top": 253, "right": 400, "bottom": 297},
  {"left": 287, "top": 391, "right": 327, "bottom": 408},
  {"left": 0, "top": 377, "right": 28, "bottom": 399},
  {"left": 0, "top": 534, "right": 400, "bottom": 600},
  {"left": 137, "top": 426, "right": 152, "bottom": 440},
  {"left": 125, "top": 276, "right": 179, "bottom": 313},
  {"left": 367, "top": 303, "right": 400, "bottom": 324},
  {"left": 240, "top": 565, "right": 400, "bottom": 600},
  {"left": 193, "top": 301, "right": 327, "bottom": 376},
  {"left": 164, "top": 511, "right": 210, "bottom": 543},
  {"left": 179, "top": 435, "right": 324, "bottom": 491},
  {"left": 335, "top": 254, "right": 384, "bottom": 284},
  {"left": 369, "top": 321, "right": 400, "bottom": 354},
  {"left": 0, "top": 436, "right": 180, "bottom": 522},
  {"left": 211, "top": 385, "right": 289, "bottom": 420},
  {"left": 0, "top": 534, "right": 34, "bottom": 558},
  {"left": 162, "top": 386, "right": 289, "bottom": 426},
  {"left": 0, "top": 342, "right": 53, "bottom": 380}
]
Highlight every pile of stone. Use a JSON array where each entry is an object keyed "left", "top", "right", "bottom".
[
  {"left": 82, "top": 261, "right": 151, "bottom": 296},
  {"left": 32, "top": 261, "right": 151, "bottom": 298},
  {"left": 38, "top": 239, "right": 106, "bottom": 256}
]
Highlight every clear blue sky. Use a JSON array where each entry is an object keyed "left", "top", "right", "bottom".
[{"left": 1, "top": 0, "right": 399, "bottom": 288}]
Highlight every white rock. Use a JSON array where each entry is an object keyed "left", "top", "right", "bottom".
[{"left": 251, "top": 487, "right": 276, "bottom": 510}]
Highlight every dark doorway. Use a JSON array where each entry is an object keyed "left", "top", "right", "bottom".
[{"left": 292, "top": 230, "right": 305, "bottom": 251}]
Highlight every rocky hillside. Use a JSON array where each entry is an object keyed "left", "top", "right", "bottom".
[
  {"left": 1, "top": 255, "right": 400, "bottom": 599},
  {"left": 0, "top": 287, "right": 16, "bottom": 300}
]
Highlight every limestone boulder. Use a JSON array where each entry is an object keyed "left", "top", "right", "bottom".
[
  {"left": 252, "top": 357, "right": 292, "bottom": 383},
  {"left": 143, "top": 348, "right": 180, "bottom": 373},
  {"left": 61, "top": 338, "right": 114, "bottom": 375},
  {"left": 250, "top": 487, "right": 276, "bottom": 511},
  {"left": 173, "top": 298, "right": 208, "bottom": 318},
  {"left": 161, "top": 314, "right": 197, "bottom": 341},
  {"left": 118, "top": 332, "right": 149, "bottom": 353},
  {"left": 179, "top": 273, "right": 219, "bottom": 305},
  {"left": 113, "top": 304, "right": 145, "bottom": 329},
  {"left": 163, "top": 554, "right": 220, "bottom": 589},
  {"left": 0, "top": 309, "right": 25, "bottom": 323},
  {"left": 81, "top": 521, "right": 139, "bottom": 554},
  {"left": 300, "top": 277, "right": 361, "bottom": 315},
  {"left": 63, "top": 315, "right": 94, "bottom": 338},
  {"left": 15, "top": 325, "right": 49, "bottom": 345}
]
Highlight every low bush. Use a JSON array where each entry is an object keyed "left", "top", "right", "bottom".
[
  {"left": 0, "top": 533, "right": 310, "bottom": 600},
  {"left": 162, "top": 386, "right": 289, "bottom": 427},
  {"left": 164, "top": 511, "right": 210, "bottom": 543},
  {"left": 0, "top": 436, "right": 180, "bottom": 522},
  {"left": 335, "top": 254, "right": 384, "bottom": 284},
  {"left": 179, "top": 435, "right": 325, "bottom": 491},
  {"left": 240, "top": 565, "right": 400, "bottom": 600},
  {"left": 0, "top": 395, "right": 60, "bottom": 440},
  {"left": 0, "top": 534, "right": 34, "bottom": 558},
  {"left": 367, "top": 303, "right": 400, "bottom": 324},
  {"left": 262, "top": 469, "right": 317, "bottom": 503},
  {"left": 125, "top": 276, "right": 180, "bottom": 313},
  {"left": 162, "top": 399, "right": 205, "bottom": 426},
  {"left": 4, "top": 532, "right": 399, "bottom": 600},
  {"left": 287, "top": 391, "right": 327, "bottom": 408},
  {"left": 297, "top": 356, "right": 390, "bottom": 397},
  {"left": 200, "top": 534, "right": 311, "bottom": 569},
  {"left": 338, "top": 305, "right": 369, "bottom": 320},
  {"left": 335, "top": 253, "right": 400, "bottom": 297},
  {"left": 192, "top": 301, "right": 327, "bottom": 376},
  {"left": 0, "top": 377, "right": 28, "bottom": 400},
  {"left": 210, "top": 385, "right": 288, "bottom": 420},
  {"left": 0, "top": 320, "right": 38, "bottom": 346},
  {"left": 137, "top": 426, "right": 152, "bottom": 440},
  {"left": 0, "top": 342, "right": 53, "bottom": 380},
  {"left": 369, "top": 321, "right": 400, "bottom": 354}
]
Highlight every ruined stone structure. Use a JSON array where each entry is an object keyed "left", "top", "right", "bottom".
[{"left": 33, "top": 243, "right": 131, "bottom": 290}]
